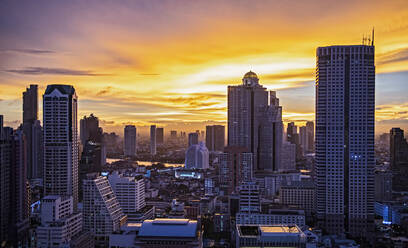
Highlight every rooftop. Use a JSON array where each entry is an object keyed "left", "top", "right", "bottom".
[{"left": 138, "top": 218, "right": 198, "bottom": 238}]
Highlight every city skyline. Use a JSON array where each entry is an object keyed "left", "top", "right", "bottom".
[{"left": 1, "top": 0, "right": 408, "bottom": 135}]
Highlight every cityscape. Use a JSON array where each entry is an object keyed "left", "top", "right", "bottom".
[{"left": 1, "top": 1, "right": 408, "bottom": 248}]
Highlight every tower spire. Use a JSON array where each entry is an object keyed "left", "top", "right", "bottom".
[{"left": 371, "top": 27, "right": 374, "bottom": 46}]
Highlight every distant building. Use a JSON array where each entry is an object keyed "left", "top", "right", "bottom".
[
  {"left": 170, "top": 130, "right": 177, "bottom": 140},
  {"left": 43, "top": 85, "right": 79, "bottom": 209},
  {"left": 390, "top": 128, "right": 408, "bottom": 192},
  {"left": 124, "top": 125, "right": 137, "bottom": 157},
  {"left": 36, "top": 195, "right": 92, "bottom": 248},
  {"left": 156, "top": 127, "right": 164, "bottom": 145},
  {"left": 188, "top": 132, "right": 199, "bottom": 147},
  {"left": 206, "top": 125, "right": 225, "bottom": 152},
  {"left": 150, "top": 125, "right": 156, "bottom": 155},
  {"left": 134, "top": 219, "right": 202, "bottom": 247},
  {"left": 280, "top": 141, "right": 296, "bottom": 171},
  {"left": 83, "top": 175, "right": 127, "bottom": 246},
  {"left": 31, "top": 120, "right": 43, "bottom": 179},
  {"left": 228, "top": 71, "right": 283, "bottom": 174},
  {"left": 22, "top": 84, "right": 38, "bottom": 179},
  {"left": 235, "top": 224, "right": 306, "bottom": 248},
  {"left": 375, "top": 170, "right": 393, "bottom": 202},
  {"left": 218, "top": 146, "right": 253, "bottom": 194},
  {"left": 306, "top": 121, "right": 314, "bottom": 153},
  {"left": 279, "top": 180, "right": 315, "bottom": 217},
  {"left": 108, "top": 172, "right": 146, "bottom": 221},
  {"left": 185, "top": 142, "right": 209, "bottom": 169},
  {"left": 80, "top": 114, "right": 103, "bottom": 145}
]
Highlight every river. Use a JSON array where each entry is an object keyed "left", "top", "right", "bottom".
[{"left": 106, "top": 158, "right": 184, "bottom": 168}]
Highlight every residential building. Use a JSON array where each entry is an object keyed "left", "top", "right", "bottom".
[
  {"left": 239, "top": 182, "right": 260, "bottom": 214},
  {"left": 83, "top": 175, "right": 127, "bottom": 246}
]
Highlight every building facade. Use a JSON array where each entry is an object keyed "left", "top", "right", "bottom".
[
  {"left": 43, "top": 85, "right": 79, "bottom": 209},
  {"left": 316, "top": 45, "right": 375, "bottom": 236}
]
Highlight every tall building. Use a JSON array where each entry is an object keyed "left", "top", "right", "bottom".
[
  {"left": 32, "top": 120, "right": 43, "bottom": 179},
  {"left": 374, "top": 170, "right": 392, "bottom": 202},
  {"left": 228, "top": 71, "right": 283, "bottom": 173},
  {"left": 150, "top": 125, "right": 156, "bottom": 155},
  {"left": 316, "top": 44, "right": 375, "bottom": 237},
  {"left": 185, "top": 142, "right": 209, "bottom": 169},
  {"left": 390, "top": 128, "right": 408, "bottom": 192},
  {"left": 306, "top": 121, "right": 315, "bottom": 153},
  {"left": 43, "top": 85, "right": 79, "bottom": 209},
  {"left": 280, "top": 141, "right": 296, "bottom": 171},
  {"left": 22, "top": 84, "right": 39, "bottom": 179},
  {"left": 286, "top": 122, "right": 297, "bottom": 144},
  {"left": 124, "top": 125, "right": 136, "bottom": 157},
  {"left": 206, "top": 125, "right": 225, "bottom": 152},
  {"left": 108, "top": 172, "right": 146, "bottom": 221},
  {"left": 0, "top": 128, "right": 30, "bottom": 246},
  {"left": 80, "top": 114, "right": 103, "bottom": 145},
  {"left": 219, "top": 146, "right": 253, "bottom": 195},
  {"left": 156, "top": 127, "right": 164, "bottom": 145},
  {"left": 238, "top": 182, "right": 260, "bottom": 214},
  {"left": 188, "top": 132, "right": 199, "bottom": 147},
  {"left": 83, "top": 175, "right": 127, "bottom": 246}
]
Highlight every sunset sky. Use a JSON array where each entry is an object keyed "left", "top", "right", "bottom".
[{"left": 1, "top": 0, "right": 408, "bottom": 135}]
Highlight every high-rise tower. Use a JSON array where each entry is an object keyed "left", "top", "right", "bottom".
[
  {"left": 124, "top": 125, "right": 136, "bottom": 157},
  {"left": 43, "top": 85, "right": 79, "bottom": 209},
  {"left": 228, "top": 71, "right": 282, "bottom": 173},
  {"left": 150, "top": 125, "right": 156, "bottom": 155},
  {"left": 316, "top": 45, "right": 375, "bottom": 237}
]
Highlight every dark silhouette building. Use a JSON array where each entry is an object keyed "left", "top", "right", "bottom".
[
  {"left": 206, "top": 125, "right": 225, "bottom": 152},
  {"left": 390, "top": 128, "right": 408, "bottom": 192}
]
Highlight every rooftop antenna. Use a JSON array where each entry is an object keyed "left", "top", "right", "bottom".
[{"left": 371, "top": 27, "right": 374, "bottom": 46}]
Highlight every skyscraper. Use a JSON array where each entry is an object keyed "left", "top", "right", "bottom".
[
  {"left": 156, "top": 127, "right": 164, "bottom": 145},
  {"left": 188, "top": 132, "right": 199, "bottom": 147},
  {"left": 206, "top": 125, "right": 225, "bottom": 152},
  {"left": 150, "top": 125, "right": 156, "bottom": 155},
  {"left": 306, "top": 121, "right": 315, "bottom": 153},
  {"left": 228, "top": 71, "right": 282, "bottom": 173},
  {"left": 124, "top": 125, "right": 136, "bottom": 157},
  {"left": 390, "top": 128, "right": 408, "bottom": 192},
  {"left": 316, "top": 44, "right": 375, "bottom": 237},
  {"left": 80, "top": 114, "right": 103, "bottom": 145},
  {"left": 43, "top": 85, "right": 79, "bottom": 209},
  {"left": 22, "top": 84, "right": 39, "bottom": 179}
]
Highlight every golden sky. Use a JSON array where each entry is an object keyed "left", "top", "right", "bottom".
[{"left": 1, "top": 0, "right": 408, "bottom": 135}]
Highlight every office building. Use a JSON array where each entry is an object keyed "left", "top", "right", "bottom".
[
  {"left": 235, "top": 224, "right": 306, "bottom": 248},
  {"left": 108, "top": 172, "right": 146, "bottom": 221},
  {"left": 228, "top": 71, "right": 283, "bottom": 173},
  {"left": 124, "top": 125, "right": 136, "bottom": 157},
  {"left": 206, "top": 125, "right": 225, "bottom": 152},
  {"left": 134, "top": 219, "right": 202, "bottom": 247},
  {"left": 188, "top": 132, "right": 199, "bottom": 147},
  {"left": 218, "top": 146, "right": 253, "bottom": 194},
  {"left": 43, "top": 85, "right": 79, "bottom": 209},
  {"left": 239, "top": 182, "right": 260, "bottom": 214},
  {"left": 36, "top": 195, "right": 91, "bottom": 248},
  {"left": 390, "top": 128, "right": 408, "bottom": 192},
  {"left": 316, "top": 44, "right": 375, "bottom": 236},
  {"left": 185, "top": 142, "right": 209, "bottom": 169},
  {"left": 156, "top": 127, "right": 164, "bottom": 145},
  {"left": 83, "top": 175, "right": 127, "bottom": 246},
  {"left": 279, "top": 180, "right": 315, "bottom": 217},
  {"left": 150, "top": 125, "right": 156, "bottom": 155},
  {"left": 22, "top": 84, "right": 38, "bottom": 179}
]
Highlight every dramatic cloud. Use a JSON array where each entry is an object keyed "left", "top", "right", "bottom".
[
  {"left": 4, "top": 67, "right": 111, "bottom": 76},
  {"left": 1, "top": 48, "right": 56, "bottom": 55}
]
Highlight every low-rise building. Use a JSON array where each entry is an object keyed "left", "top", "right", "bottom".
[{"left": 236, "top": 209, "right": 305, "bottom": 227}]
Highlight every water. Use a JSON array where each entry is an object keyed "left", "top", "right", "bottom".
[{"left": 106, "top": 158, "right": 184, "bottom": 168}]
